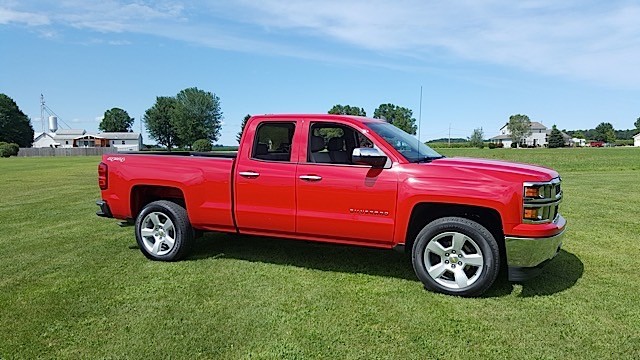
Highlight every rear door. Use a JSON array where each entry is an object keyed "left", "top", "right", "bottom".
[
  {"left": 234, "top": 119, "right": 300, "bottom": 235},
  {"left": 295, "top": 120, "right": 398, "bottom": 245}
]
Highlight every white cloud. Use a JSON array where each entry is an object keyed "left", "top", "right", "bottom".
[
  {"left": 3, "top": 1, "right": 640, "bottom": 87},
  {"left": 0, "top": 7, "right": 49, "bottom": 26}
]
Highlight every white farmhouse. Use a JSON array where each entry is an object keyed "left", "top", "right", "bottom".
[
  {"left": 53, "top": 129, "right": 87, "bottom": 148},
  {"left": 634, "top": 133, "right": 640, "bottom": 147},
  {"left": 490, "top": 122, "right": 570, "bottom": 147},
  {"left": 98, "top": 132, "right": 143, "bottom": 151},
  {"left": 32, "top": 128, "right": 142, "bottom": 151},
  {"left": 32, "top": 132, "right": 57, "bottom": 148},
  {"left": 72, "top": 132, "right": 143, "bottom": 151}
]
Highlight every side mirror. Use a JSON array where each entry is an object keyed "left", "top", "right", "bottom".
[{"left": 352, "top": 148, "right": 388, "bottom": 168}]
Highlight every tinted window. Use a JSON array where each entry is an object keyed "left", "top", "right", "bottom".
[
  {"left": 308, "top": 123, "right": 372, "bottom": 164},
  {"left": 252, "top": 122, "right": 295, "bottom": 162}
]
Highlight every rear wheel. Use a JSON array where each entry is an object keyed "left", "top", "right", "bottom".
[
  {"left": 135, "top": 200, "right": 193, "bottom": 261},
  {"left": 412, "top": 217, "right": 500, "bottom": 297}
]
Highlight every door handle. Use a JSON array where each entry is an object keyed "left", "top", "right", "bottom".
[
  {"left": 299, "top": 175, "right": 322, "bottom": 181},
  {"left": 239, "top": 171, "right": 260, "bottom": 178}
]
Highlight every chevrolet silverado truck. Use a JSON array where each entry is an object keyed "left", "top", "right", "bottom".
[{"left": 96, "top": 114, "right": 566, "bottom": 297}]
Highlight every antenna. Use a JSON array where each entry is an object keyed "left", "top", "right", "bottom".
[
  {"left": 418, "top": 86, "right": 423, "bottom": 142},
  {"left": 418, "top": 85, "right": 423, "bottom": 157}
]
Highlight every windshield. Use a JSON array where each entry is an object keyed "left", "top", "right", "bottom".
[{"left": 366, "top": 122, "right": 443, "bottom": 163}]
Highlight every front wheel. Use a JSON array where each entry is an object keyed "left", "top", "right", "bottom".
[
  {"left": 135, "top": 200, "right": 193, "bottom": 261},
  {"left": 412, "top": 217, "right": 500, "bottom": 297}
]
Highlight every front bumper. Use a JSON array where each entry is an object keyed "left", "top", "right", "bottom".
[{"left": 505, "top": 227, "right": 565, "bottom": 281}]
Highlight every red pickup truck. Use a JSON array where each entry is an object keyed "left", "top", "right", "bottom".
[{"left": 97, "top": 114, "right": 566, "bottom": 296}]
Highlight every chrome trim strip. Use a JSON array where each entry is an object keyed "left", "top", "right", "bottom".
[
  {"left": 523, "top": 199, "right": 562, "bottom": 208},
  {"left": 505, "top": 228, "right": 565, "bottom": 268},
  {"left": 523, "top": 178, "right": 561, "bottom": 187}
]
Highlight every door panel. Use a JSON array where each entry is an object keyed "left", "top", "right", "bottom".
[
  {"left": 235, "top": 121, "right": 298, "bottom": 234},
  {"left": 296, "top": 163, "right": 398, "bottom": 244},
  {"left": 235, "top": 160, "right": 297, "bottom": 233}
]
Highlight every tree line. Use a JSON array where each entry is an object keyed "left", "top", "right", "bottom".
[
  {"left": 3, "top": 89, "right": 639, "bottom": 155},
  {"left": 236, "top": 103, "right": 418, "bottom": 143}
]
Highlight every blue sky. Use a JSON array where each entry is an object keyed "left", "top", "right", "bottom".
[{"left": 1, "top": 0, "right": 639, "bottom": 145}]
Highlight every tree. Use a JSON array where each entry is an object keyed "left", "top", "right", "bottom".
[
  {"left": 237, "top": 114, "right": 251, "bottom": 143},
  {"left": 99, "top": 108, "right": 134, "bottom": 132},
  {"left": 144, "top": 97, "right": 180, "bottom": 151},
  {"left": 373, "top": 103, "right": 417, "bottom": 134},
  {"left": 0, "top": 94, "right": 35, "bottom": 147},
  {"left": 594, "top": 122, "right": 616, "bottom": 143},
  {"left": 173, "top": 87, "right": 222, "bottom": 149},
  {"left": 635, "top": 117, "right": 640, "bottom": 130},
  {"left": 469, "top": 128, "right": 484, "bottom": 148},
  {"left": 573, "top": 131, "right": 585, "bottom": 139},
  {"left": 548, "top": 125, "right": 565, "bottom": 148},
  {"left": 507, "top": 114, "right": 532, "bottom": 148},
  {"left": 328, "top": 104, "right": 366, "bottom": 116},
  {"left": 192, "top": 139, "right": 213, "bottom": 152}
]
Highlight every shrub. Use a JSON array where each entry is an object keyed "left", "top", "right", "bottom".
[
  {"left": 488, "top": 143, "right": 497, "bottom": 149},
  {"left": 0, "top": 142, "right": 19, "bottom": 157},
  {"left": 510, "top": 142, "right": 518, "bottom": 148},
  {"left": 192, "top": 139, "right": 213, "bottom": 152},
  {"left": 497, "top": 142, "right": 504, "bottom": 148},
  {"left": 614, "top": 139, "right": 633, "bottom": 147}
]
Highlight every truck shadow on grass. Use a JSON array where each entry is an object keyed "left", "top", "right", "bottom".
[{"left": 183, "top": 233, "right": 583, "bottom": 298}]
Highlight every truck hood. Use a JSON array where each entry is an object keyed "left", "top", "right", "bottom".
[{"left": 427, "top": 157, "right": 558, "bottom": 181}]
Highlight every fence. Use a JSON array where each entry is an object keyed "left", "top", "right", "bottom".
[{"left": 17, "top": 147, "right": 118, "bottom": 157}]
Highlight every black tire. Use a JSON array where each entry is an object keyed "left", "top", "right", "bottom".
[
  {"left": 412, "top": 217, "right": 500, "bottom": 297},
  {"left": 135, "top": 200, "right": 193, "bottom": 261}
]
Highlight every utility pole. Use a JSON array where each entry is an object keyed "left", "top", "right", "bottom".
[{"left": 40, "top": 94, "right": 46, "bottom": 132}]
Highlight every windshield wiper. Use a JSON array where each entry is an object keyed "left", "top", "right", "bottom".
[{"left": 413, "top": 155, "right": 445, "bottom": 163}]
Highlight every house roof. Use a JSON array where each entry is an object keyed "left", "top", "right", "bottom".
[
  {"left": 55, "top": 129, "right": 86, "bottom": 135},
  {"left": 633, "top": 133, "right": 640, "bottom": 139},
  {"left": 545, "top": 129, "right": 572, "bottom": 139},
  {"left": 74, "top": 134, "right": 105, "bottom": 140},
  {"left": 96, "top": 132, "right": 141, "bottom": 140},
  {"left": 490, "top": 134, "right": 511, "bottom": 140},
  {"left": 530, "top": 122, "right": 547, "bottom": 130},
  {"left": 33, "top": 132, "right": 55, "bottom": 141},
  {"left": 53, "top": 133, "right": 84, "bottom": 141},
  {"left": 499, "top": 121, "right": 547, "bottom": 131}
]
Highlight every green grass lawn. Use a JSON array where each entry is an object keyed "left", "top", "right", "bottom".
[{"left": 1, "top": 148, "right": 639, "bottom": 359}]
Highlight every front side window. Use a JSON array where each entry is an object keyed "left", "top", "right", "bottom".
[
  {"left": 366, "top": 121, "right": 442, "bottom": 163},
  {"left": 308, "top": 123, "right": 373, "bottom": 165},
  {"left": 252, "top": 122, "right": 295, "bottom": 162}
]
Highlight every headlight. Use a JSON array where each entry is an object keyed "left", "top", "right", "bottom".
[{"left": 522, "top": 178, "right": 562, "bottom": 224}]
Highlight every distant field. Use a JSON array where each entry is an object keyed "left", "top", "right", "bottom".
[{"left": 1, "top": 148, "right": 639, "bottom": 358}]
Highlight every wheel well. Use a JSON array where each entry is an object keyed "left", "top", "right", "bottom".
[
  {"left": 405, "top": 203, "right": 505, "bottom": 256},
  {"left": 130, "top": 185, "right": 186, "bottom": 219}
]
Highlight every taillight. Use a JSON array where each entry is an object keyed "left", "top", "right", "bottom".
[{"left": 98, "top": 162, "right": 108, "bottom": 190}]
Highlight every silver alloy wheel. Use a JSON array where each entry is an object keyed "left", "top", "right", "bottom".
[
  {"left": 423, "top": 231, "right": 484, "bottom": 289},
  {"left": 139, "top": 212, "right": 176, "bottom": 256}
]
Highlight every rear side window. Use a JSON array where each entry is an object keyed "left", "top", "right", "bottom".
[{"left": 252, "top": 122, "right": 296, "bottom": 162}]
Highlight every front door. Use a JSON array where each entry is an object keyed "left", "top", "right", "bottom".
[{"left": 295, "top": 121, "right": 398, "bottom": 245}]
